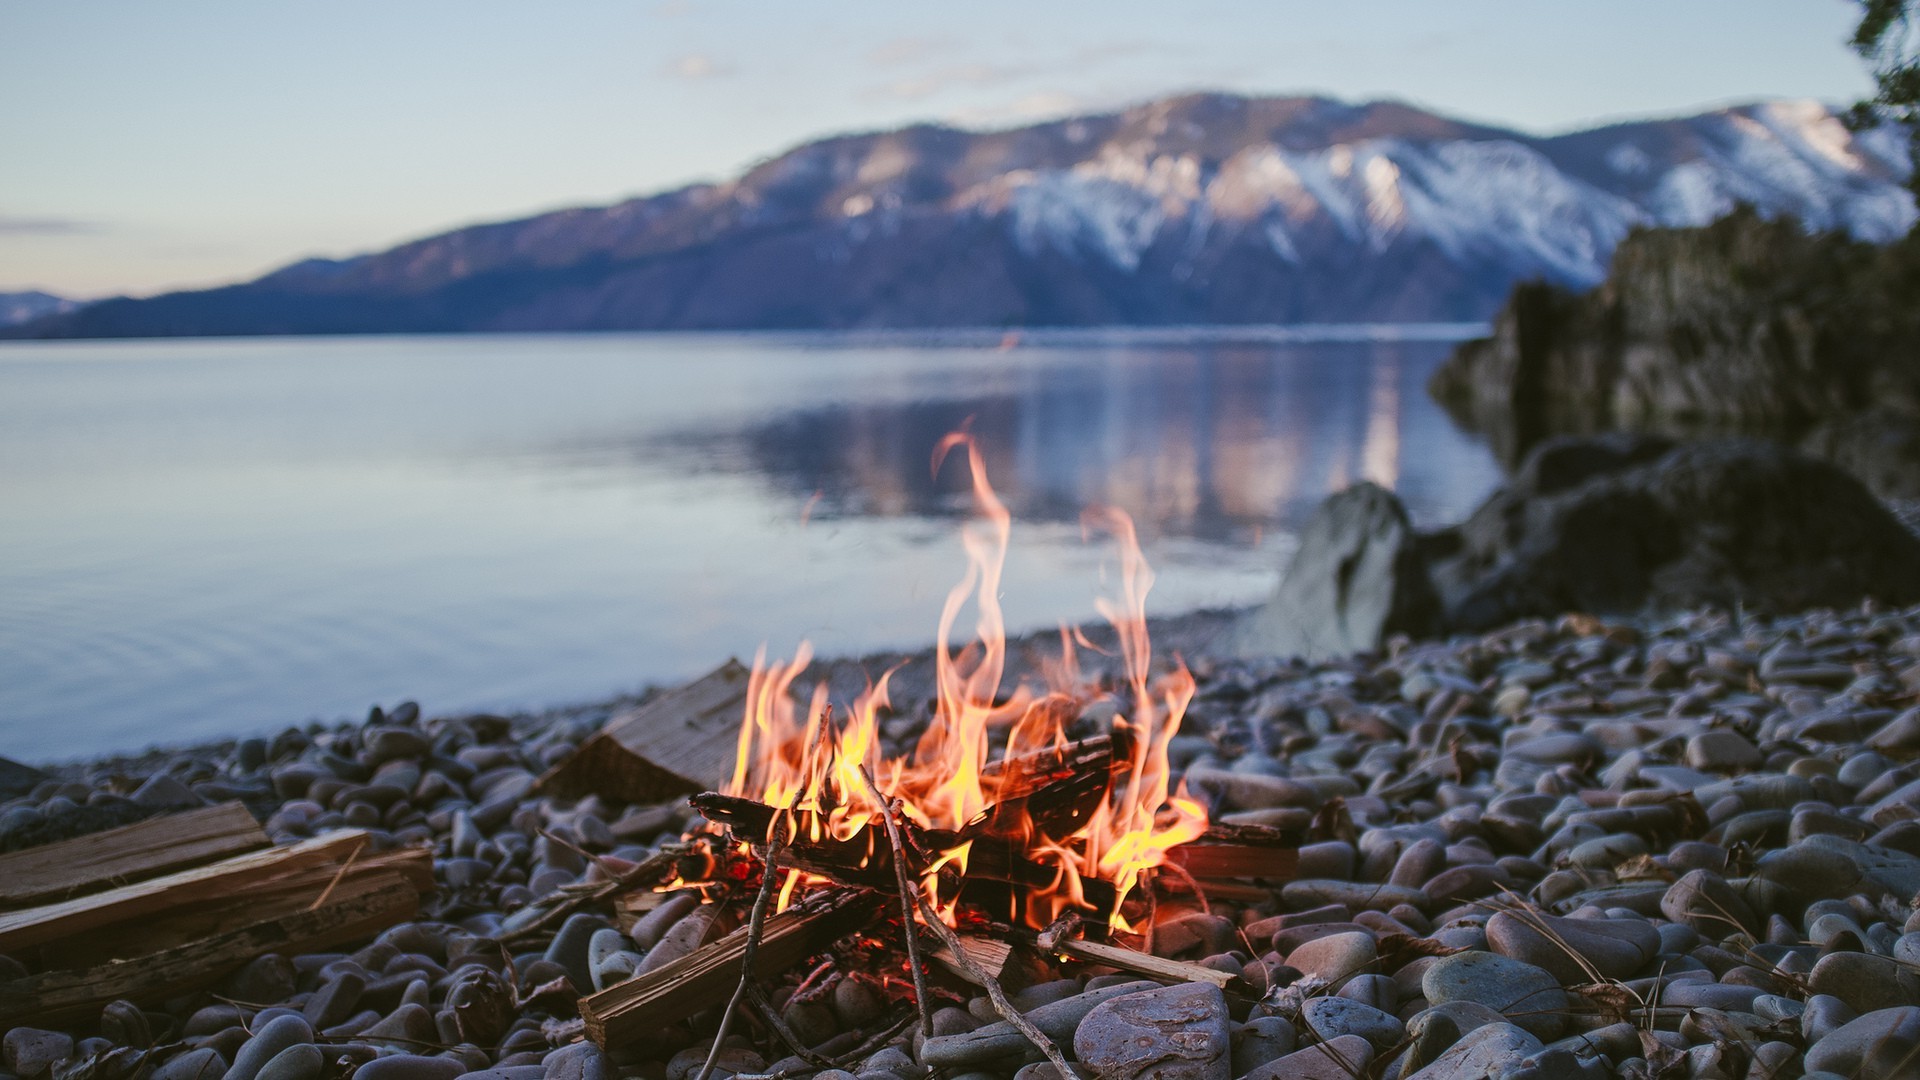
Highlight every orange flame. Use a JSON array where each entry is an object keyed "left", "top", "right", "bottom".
[{"left": 724, "top": 433, "right": 1205, "bottom": 931}]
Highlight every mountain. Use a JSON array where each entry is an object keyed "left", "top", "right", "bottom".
[
  {"left": 10, "top": 94, "right": 1914, "bottom": 338},
  {"left": 0, "top": 290, "right": 83, "bottom": 328}
]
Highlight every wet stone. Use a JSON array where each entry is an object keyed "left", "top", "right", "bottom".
[{"left": 1421, "top": 951, "right": 1568, "bottom": 1040}]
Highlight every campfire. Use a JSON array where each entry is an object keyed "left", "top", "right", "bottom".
[{"left": 560, "top": 433, "right": 1299, "bottom": 1071}]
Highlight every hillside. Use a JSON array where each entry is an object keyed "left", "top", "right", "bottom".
[{"left": 10, "top": 94, "right": 1913, "bottom": 338}]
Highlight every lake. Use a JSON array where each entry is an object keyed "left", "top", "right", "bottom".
[{"left": 0, "top": 329, "right": 1502, "bottom": 760}]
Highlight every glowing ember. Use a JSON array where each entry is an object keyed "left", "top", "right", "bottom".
[{"left": 721, "top": 433, "right": 1206, "bottom": 932}]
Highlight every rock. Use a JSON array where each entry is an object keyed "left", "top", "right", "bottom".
[
  {"left": 1402, "top": 1022, "right": 1546, "bottom": 1080},
  {"left": 1810, "top": 952, "right": 1915, "bottom": 1014},
  {"left": 1803, "top": 1006, "right": 1920, "bottom": 1079},
  {"left": 1686, "top": 730, "right": 1763, "bottom": 772},
  {"left": 1239, "top": 1035, "right": 1373, "bottom": 1080},
  {"left": 0, "top": 756, "right": 49, "bottom": 800},
  {"left": 3, "top": 1029, "right": 73, "bottom": 1078},
  {"left": 221, "top": 1016, "right": 314, "bottom": 1080},
  {"left": 1230, "top": 1016, "right": 1296, "bottom": 1075},
  {"left": 1421, "top": 436, "right": 1920, "bottom": 630},
  {"left": 132, "top": 773, "right": 202, "bottom": 808},
  {"left": 1227, "top": 482, "right": 1440, "bottom": 660},
  {"left": 157, "top": 1049, "right": 229, "bottom": 1080},
  {"left": 1071, "top": 982, "right": 1230, "bottom": 1080},
  {"left": 1297, "top": 996, "right": 1402, "bottom": 1053},
  {"left": 920, "top": 981, "right": 1159, "bottom": 1070},
  {"left": 1485, "top": 910, "right": 1660, "bottom": 982},
  {"left": 1660, "top": 869, "right": 1760, "bottom": 938},
  {"left": 351, "top": 1057, "right": 464, "bottom": 1080},
  {"left": 1422, "top": 951, "right": 1569, "bottom": 1040},
  {"left": 302, "top": 971, "right": 366, "bottom": 1029},
  {"left": 543, "top": 1043, "right": 610, "bottom": 1080},
  {"left": 1280, "top": 931, "right": 1377, "bottom": 987},
  {"left": 254, "top": 1045, "right": 323, "bottom": 1080}
]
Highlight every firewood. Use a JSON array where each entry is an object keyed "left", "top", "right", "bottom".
[
  {"left": 1039, "top": 937, "right": 1253, "bottom": 997},
  {"left": 0, "top": 831, "right": 433, "bottom": 972},
  {"left": 0, "top": 874, "right": 420, "bottom": 1026},
  {"left": 928, "top": 934, "right": 1019, "bottom": 989},
  {"left": 536, "top": 660, "right": 753, "bottom": 803},
  {"left": 1165, "top": 823, "right": 1301, "bottom": 881},
  {"left": 0, "top": 802, "right": 268, "bottom": 910},
  {"left": 581, "top": 888, "right": 885, "bottom": 1048}
]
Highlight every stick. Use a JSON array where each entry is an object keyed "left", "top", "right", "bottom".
[
  {"left": 910, "top": 883, "right": 1075, "bottom": 1080},
  {"left": 695, "top": 820, "right": 789, "bottom": 1080},
  {"left": 746, "top": 985, "right": 837, "bottom": 1072},
  {"left": 858, "top": 766, "right": 935, "bottom": 1038}
]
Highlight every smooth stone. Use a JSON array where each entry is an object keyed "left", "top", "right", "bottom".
[
  {"left": 453, "top": 1070, "right": 551, "bottom": 1080},
  {"left": 1803, "top": 1006, "right": 1920, "bottom": 1079},
  {"left": 157, "top": 1049, "right": 230, "bottom": 1080},
  {"left": 303, "top": 971, "right": 366, "bottom": 1029},
  {"left": 1238, "top": 1035, "right": 1373, "bottom": 1080},
  {"left": 1485, "top": 910, "right": 1660, "bottom": 983},
  {"left": 1803, "top": 995, "right": 1860, "bottom": 1044},
  {"left": 222, "top": 1016, "right": 315, "bottom": 1080},
  {"left": 1281, "top": 931, "right": 1377, "bottom": 987},
  {"left": 1297, "top": 996, "right": 1403, "bottom": 1053},
  {"left": 542, "top": 913, "right": 607, "bottom": 990},
  {"left": 1010, "top": 1065, "right": 1096, "bottom": 1080},
  {"left": 254, "top": 1046, "right": 323, "bottom": 1080},
  {"left": 1660, "top": 869, "right": 1759, "bottom": 938},
  {"left": 1685, "top": 730, "right": 1764, "bottom": 772},
  {"left": 3, "top": 1031, "right": 73, "bottom": 1079},
  {"left": 1282, "top": 880, "right": 1423, "bottom": 912},
  {"left": 361, "top": 1004, "right": 438, "bottom": 1047},
  {"left": 1230, "top": 1016, "right": 1297, "bottom": 1075},
  {"left": 920, "top": 981, "right": 1159, "bottom": 1069},
  {"left": 132, "top": 773, "right": 203, "bottom": 808},
  {"left": 1402, "top": 1022, "right": 1546, "bottom": 1080},
  {"left": 1810, "top": 952, "right": 1915, "bottom": 1014},
  {"left": 352, "top": 1059, "right": 464, "bottom": 1080},
  {"left": 1396, "top": 1000, "right": 1510, "bottom": 1075},
  {"left": 1071, "top": 982, "right": 1230, "bottom": 1080},
  {"left": 1422, "top": 951, "right": 1568, "bottom": 1040}
]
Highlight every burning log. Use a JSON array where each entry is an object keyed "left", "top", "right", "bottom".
[
  {"left": 1163, "top": 822, "right": 1302, "bottom": 881},
  {"left": 580, "top": 887, "right": 886, "bottom": 1048},
  {"left": 536, "top": 660, "right": 753, "bottom": 803},
  {"left": 0, "top": 801, "right": 268, "bottom": 910}
]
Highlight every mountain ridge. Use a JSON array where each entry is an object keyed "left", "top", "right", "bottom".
[{"left": 11, "top": 92, "right": 1913, "bottom": 338}]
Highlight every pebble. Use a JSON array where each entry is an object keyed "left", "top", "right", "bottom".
[
  {"left": 1238, "top": 1034, "right": 1372, "bottom": 1080},
  {"left": 1421, "top": 951, "right": 1569, "bottom": 1040},
  {"left": 221, "top": 1016, "right": 314, "bottom": 1080},
  {"left": 1071, "top": 982, "right": 1229, "bottom": 1080}
]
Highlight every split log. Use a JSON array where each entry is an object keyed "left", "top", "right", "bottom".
[
  {"left": 1165, "top": 823, "right": 1301, "bottom": 881},
  {"left": 0, "top": 874, "right": 420, "bottom": 1026},
  {"left": 581, "top": 888, "right": 884, "bottom": 1048},
  {"left": 0, "top": 831, "right": 433, "bottom": 971},
  {"left": 929, "top": 934, "right": 1020, "bottom": 989},
  {"left": 0, "top": 802, "right": 268, "bottom": 910},
  {"left": 536, "top": 660, "right": 752, "bottom": 803}
]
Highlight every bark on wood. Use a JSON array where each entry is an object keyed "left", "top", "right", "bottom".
[
  {"left": 580, "top": 888, "right": 884, "bottom": 1049},
  {"left": 0, "top": 875, "right": 420, "bottom": 1026},
  {"left": 0, "top": 802, "right": 268, "bottom": 910},
  {"left": 1165, "top": 823, "right": 1301, "bottom": 881},
  {"left": 536, "top": 660, "right": 753, "bottom": 803}
]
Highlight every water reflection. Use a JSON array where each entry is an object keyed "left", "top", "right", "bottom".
[{"left": 701, "top": 341, "right": 1481, "bottom": 543}]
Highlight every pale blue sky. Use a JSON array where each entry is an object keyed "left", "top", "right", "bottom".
[{"left": 0, "top": 0, "right": 1878, "bottom": 297}]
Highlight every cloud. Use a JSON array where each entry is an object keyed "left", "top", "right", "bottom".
[
  {"left": 665, "top": 53, "right": 729, "bottom": 80},
  {"left": 0, "top": 216, "right": 100, "bottom": 236}
]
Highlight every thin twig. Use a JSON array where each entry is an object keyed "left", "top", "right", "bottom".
[
  {"left": 909, "top": 879, "right": 1076, "bottom": 1080},
  {"left": 695, "top": 822, "right": 790, "bottom": 1080},
  {"left": 858, "top": 764, "right": 936, "bottom": 1037},
  {"left": 746, "top": 985, "right": 839, "bottom": 1071},
  {"left": 305, "top": 837, "right": 365, "bottom": 912}
]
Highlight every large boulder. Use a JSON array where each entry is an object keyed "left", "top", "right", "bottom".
[
  {"left": 1227, "top": 482, "right": 1440, "bottom": 660},
  {"left": 1426, "top": 435, "right": 1920, "bottom": 630}
]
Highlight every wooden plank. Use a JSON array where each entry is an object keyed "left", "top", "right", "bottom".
[
  {"left": 582, "top": 888, "right": 884, "bottom": 1049},
  {"left": 1165, "top": 823, "right": 1300, "bottom": 881},
  {"left": 537, "top": 660, "right": 753, "bottom": 803},
  {"left": 0, "top": 874, "right": 420, "bottom": 1026},
  {"left": 43, "top": 847, "right": 434, "bottom": 971},
  {"left": 0, "top": 802, "right": 268, "bottom": 910},
  {"left": 1045, "top": 937, "right": 1252, "bottom": 997},
  {"left": 0, "top": 829, "right": 377, "bottom": 954}
]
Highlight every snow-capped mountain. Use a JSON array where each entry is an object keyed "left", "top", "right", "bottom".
[{"left": 13, "top": 94, "right": 1913, "bottom": 337}]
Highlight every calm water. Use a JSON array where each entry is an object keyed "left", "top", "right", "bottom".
[{"left": 0, "top": 330, "right": 1501, "bottom": 760}]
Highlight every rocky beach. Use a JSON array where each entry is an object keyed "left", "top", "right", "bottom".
[{"left": 7, "top": 589, "right": 1920, "bottom": 1080}]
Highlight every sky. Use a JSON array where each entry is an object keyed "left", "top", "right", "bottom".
[{"left": 0, "top": 0, "right": 1880, "bottom": 298}]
